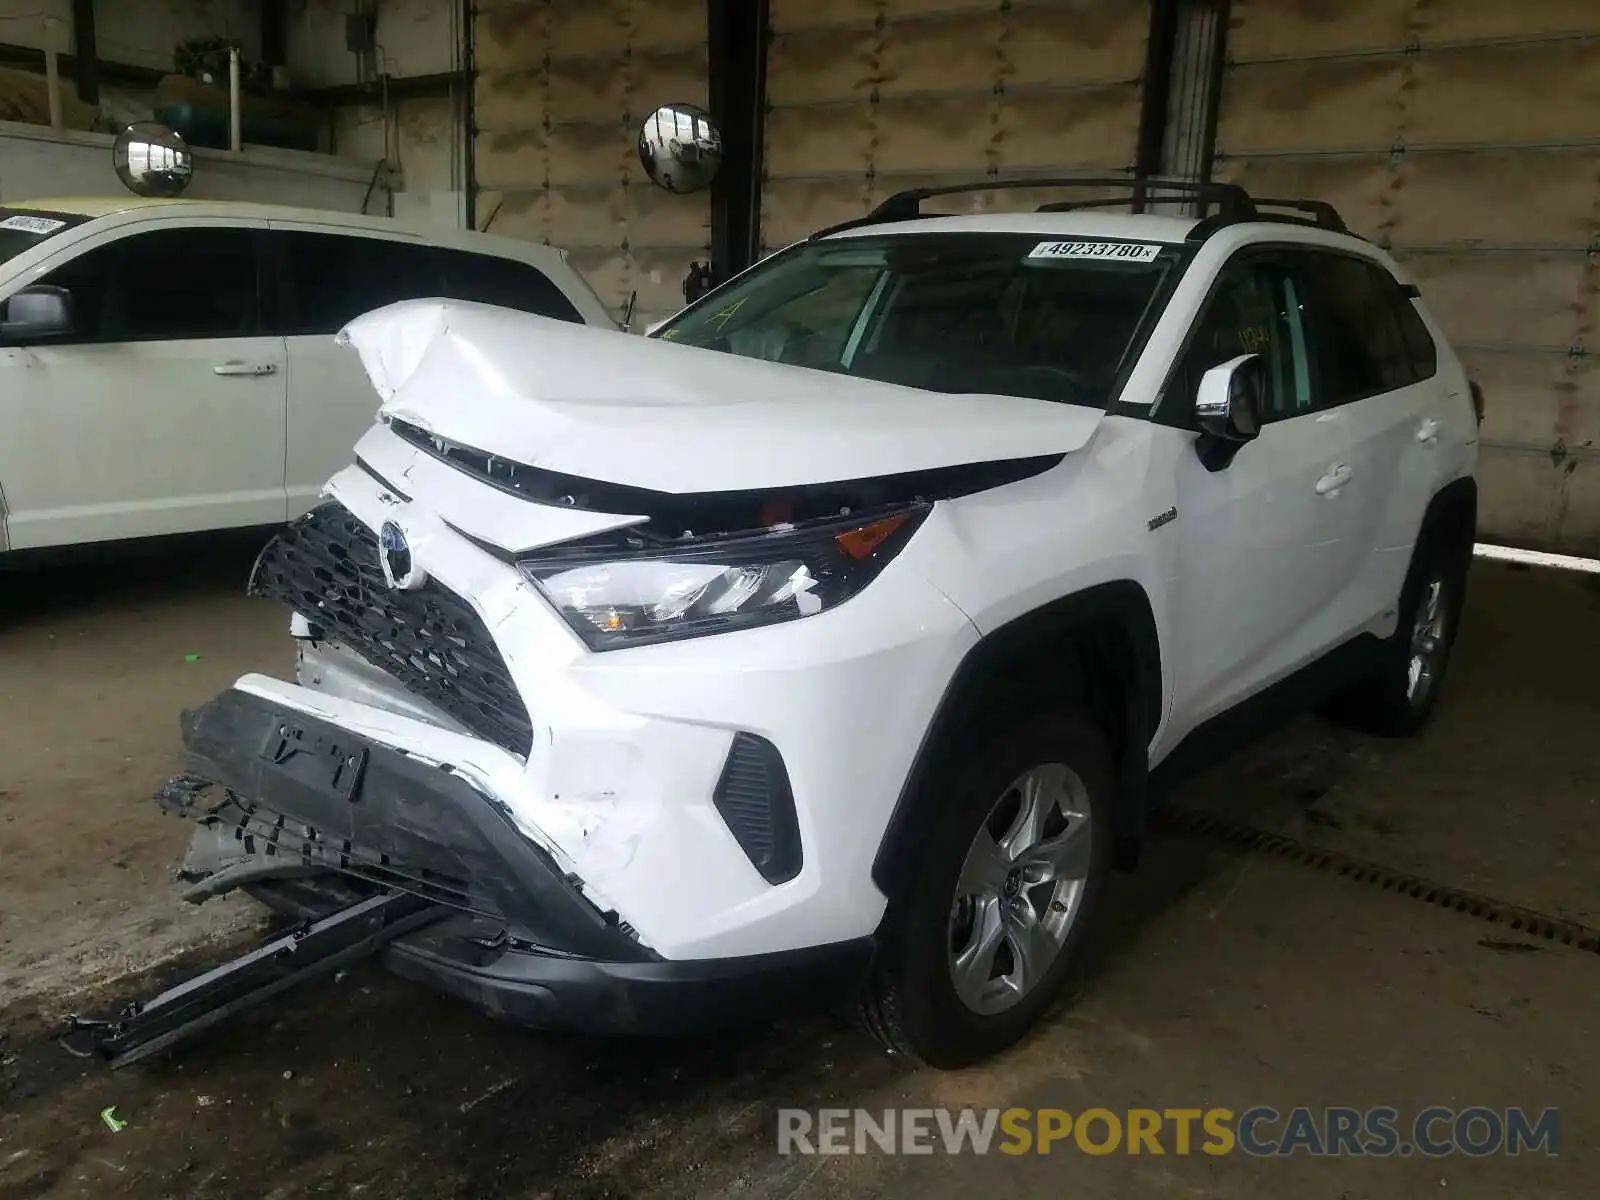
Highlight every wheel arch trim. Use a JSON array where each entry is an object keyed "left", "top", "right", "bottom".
[
  {"left": 1421, "top": 474, "right": 1478, "bottom": 553},
  {"left": 870, "top": 579, "right": 1162, "bottom": 894}
]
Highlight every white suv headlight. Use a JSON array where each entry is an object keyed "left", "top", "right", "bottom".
[{"left": 518, "top": 505, "right": 928, "bottom": 650}]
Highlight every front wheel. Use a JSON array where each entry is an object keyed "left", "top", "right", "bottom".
[{"left": 858, "top": 712, "right": 1114, "bottom": 1068}]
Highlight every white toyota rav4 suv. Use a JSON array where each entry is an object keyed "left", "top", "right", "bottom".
[{"left": 155, "top": 181, "right": 1480, "bottom": 1069}]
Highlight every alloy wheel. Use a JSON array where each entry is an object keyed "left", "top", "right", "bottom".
[
  {"left": 947, "top": 763, "right": 1093, "bottom": 1016},
  {"left": 1406, "top": 573, "right": 1449, "bottom": 706}
]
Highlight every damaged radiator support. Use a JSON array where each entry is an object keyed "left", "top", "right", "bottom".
[{"left": 61, "top": 891, "right": 445, "bottom": 1070}]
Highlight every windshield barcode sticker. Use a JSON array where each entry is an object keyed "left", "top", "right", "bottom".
[
  {"left": 0, "top": 214, "right": 66, "bottom": 235},
  {"left": 1027, "top": 240, "right": 1161, "bottom": 263}
]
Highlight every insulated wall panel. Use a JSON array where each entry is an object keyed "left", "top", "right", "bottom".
[
  {"left": 1215, "top": 0, "right": 1600, "bottom": 554},
  {"left": 473, "top": 0, "right": 709, "bottom": 326},
  {"left": 761, "top": 0, "right": 1150, "bottom": 251}
]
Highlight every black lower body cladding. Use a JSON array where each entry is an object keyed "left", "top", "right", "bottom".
[{"left": 161, "top": 688, "right": 873, "bottom": 1035}]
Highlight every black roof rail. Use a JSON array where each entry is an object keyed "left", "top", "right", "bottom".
[
  {"left": 1187, "top": 195, "right": 1349, "bottom": 241},
  {"left": 806, "top": 175, "right": 1351, "bottom": 243},
  {"left": 1254, "top": 197, "right": 1346, "bottom": 230}
]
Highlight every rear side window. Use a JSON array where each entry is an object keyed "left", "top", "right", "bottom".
[
  {"left": 1395, "top": 288, "right": 1438, "bottom": 380},
  {"left": 36, "top": 226, "right": 258, "bottom": 341},
  {"left": 434, "top": 248, "right": 582, "bottom": 323},
  {"left": 270, "top": 231, "right": 443, "bottom": 335},
  {"left": 1301, "top": 254, "right": 1436, "bottom": 403}
]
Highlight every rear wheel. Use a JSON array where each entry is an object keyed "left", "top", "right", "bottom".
[
  {"left": 1329, "top": 532, "right": 1466, "bottom": 737},
  {"left": 858, "top": 711, "right": 1114, "bottom": 1068}
]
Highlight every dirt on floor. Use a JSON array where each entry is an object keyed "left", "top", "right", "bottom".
[
  {"left": 1, "top": 549, "right": 1596, "bottom": 1199},
  {"left": 1, "top": 537, "right": 289, "bottom": 1007}
]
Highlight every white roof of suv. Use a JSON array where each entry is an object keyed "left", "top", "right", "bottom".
[{"left": 5, "top": 196, "right": 570, "bottom": 267}]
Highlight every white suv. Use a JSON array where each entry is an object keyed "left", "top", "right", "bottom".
[
  {"left": 160, "top": 181, "right": 1480, "bottom": 1069},
  {"left": 0, "top": 198, "right": 612, "bottom": 557}
]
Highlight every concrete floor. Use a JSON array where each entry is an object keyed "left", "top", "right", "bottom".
[{"left": 1, "top": 547, "right": 1596, "bottom": 1198}]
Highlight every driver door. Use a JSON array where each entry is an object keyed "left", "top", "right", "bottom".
[
  {"left": 1164, "top": 253, "right": 1367, "bottom": 736},
  {"left": 0, "top": 220, "right": 286, "bottom": 550}
]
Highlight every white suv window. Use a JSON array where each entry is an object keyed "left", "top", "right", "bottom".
[
  {"left": 270, "top": 231, "right": 442, "bottom": 335},
  {"left": 269, "top": 231, "right": 585, "bottom": 336},
  {"left": 1298, "top": 252, "right": 1439, "bottom": 403},
  {"left": 1174, "top": 258, "right": 1316, "bottom": 422},
  {"left": 34, "top": 226, "right": 258, "bottom": 342}
]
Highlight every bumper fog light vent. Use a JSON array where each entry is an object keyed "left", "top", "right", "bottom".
[{"left": 714, "top": 733, "right": 802, "bottom": 885}]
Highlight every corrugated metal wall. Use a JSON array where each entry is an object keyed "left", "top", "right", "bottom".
[
  {"left": 761, "top": 0, "right": 1152, "bottom": 251},
  {"left": 472, "top": 0, "right": 710, "bottom": 326},
  {"left": 1214, "top": 0, "right": 1600, "bottom": 555}
]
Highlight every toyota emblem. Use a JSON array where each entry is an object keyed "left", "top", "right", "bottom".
[{"left": 378, "top": 521, "right": 426, "bottom": 590}]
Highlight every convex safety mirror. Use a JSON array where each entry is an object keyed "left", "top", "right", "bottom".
[
  {"left": 638, "top": 103, "right": 723, "bottom": 194},
  {"left": 113, "top": 122, "right": 194, "bottom": 197}
]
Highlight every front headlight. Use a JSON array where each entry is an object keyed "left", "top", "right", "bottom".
[{"left": 519, "top": 505, "right": 928, "bottom": 650}]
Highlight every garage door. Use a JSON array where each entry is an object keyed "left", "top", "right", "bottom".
[
  {"left": 471, "top": 0, "right": 709, "bottom": 328},
  {"left": 762, "top": 0, "right": 1152, "bottom": 252},
  {"left": 1213, "top": 0, "right": 1600, "bottom": 555}
]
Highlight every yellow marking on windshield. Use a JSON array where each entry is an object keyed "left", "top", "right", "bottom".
[{"left": 708, "top": 297, "right": 748, "bottom": 329}]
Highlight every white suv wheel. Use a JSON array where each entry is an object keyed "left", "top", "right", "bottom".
[{"left": 948, "top": 763, "right": 1093, "bottom": 1015}]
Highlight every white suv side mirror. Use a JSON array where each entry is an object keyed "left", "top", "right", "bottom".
[
  {"left": 0, "top": 284, "right": 75, "bottom": 344},
  {"left": 1194, "top": 353, "right": 1265, "bottom": 471}
]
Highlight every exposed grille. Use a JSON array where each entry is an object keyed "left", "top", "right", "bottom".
[
  {"left": 714, "top": 733, "right": 802, "bottom": 885},
  {"left": 250, "top": 502, "right": 533, "bottom": 757}
]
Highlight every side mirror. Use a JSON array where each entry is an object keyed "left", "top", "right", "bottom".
[
  {"left": 1194, "top": 353, "right": 1263, "bottom": 470},
  {"left": 1, "top": 284, "right": 75, "bottom": 343}
]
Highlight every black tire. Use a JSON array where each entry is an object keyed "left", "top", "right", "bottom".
[
  {"left": 1328, "top": 530, "right": 1467, "bottom": 738},
  {"left": 858, "top": 710, "right": 1115, "bottom": 1068}
]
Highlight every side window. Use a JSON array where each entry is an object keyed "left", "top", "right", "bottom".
[
  {"left": 38, "top": 227, "right": 258, "bottom": 342},
  {"left": 1394, "top": 286, "right": 1438, "bottom": 382},
  {"left": 1174, "top": 259, "right": 1315, "bottom": 422},
  {"left": 434, "top": 249, "right": 583, "bottom": 323},
  {"left": 1301, "top": 254, "right": 1418, "bottom": 402},
  {"left": 271, "top": 231, "right": 443, "bottom": 335}
]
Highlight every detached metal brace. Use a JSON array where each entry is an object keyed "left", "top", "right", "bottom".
[{"left": 61, "top": 891, "right": 443, "bottom": 1069}]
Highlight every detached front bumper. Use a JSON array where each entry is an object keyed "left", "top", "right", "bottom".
[{"left": 162, "top": 688, "right": 873, "bottom": 1035}]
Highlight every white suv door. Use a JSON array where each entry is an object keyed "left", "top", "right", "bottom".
[
  {"left": 266, "top": 225, "right": 590, "bottom": 518},
  {"left": 1291, "top": 250, "right": 1461, "bottom": 633},
  {"left": 0, "top": 219, "right": 287, "bottom": 550},
  {"left": 1163, "top": 252, "right": 1369, "bottom": 735}
]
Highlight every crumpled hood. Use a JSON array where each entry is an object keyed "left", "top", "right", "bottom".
[{"left": 338, "top": 298, "right": 1104, "bottom": 493}]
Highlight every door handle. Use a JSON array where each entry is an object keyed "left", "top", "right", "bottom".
[
  {"left": 213, "top": 361, "right": 277, "bottom": 377},
  {"left": 1315, "top": 464, "right": 1354, "bottom": 495},
  {"left": 1416, "top": 417, "right": 1442, "bottom": 443}
]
